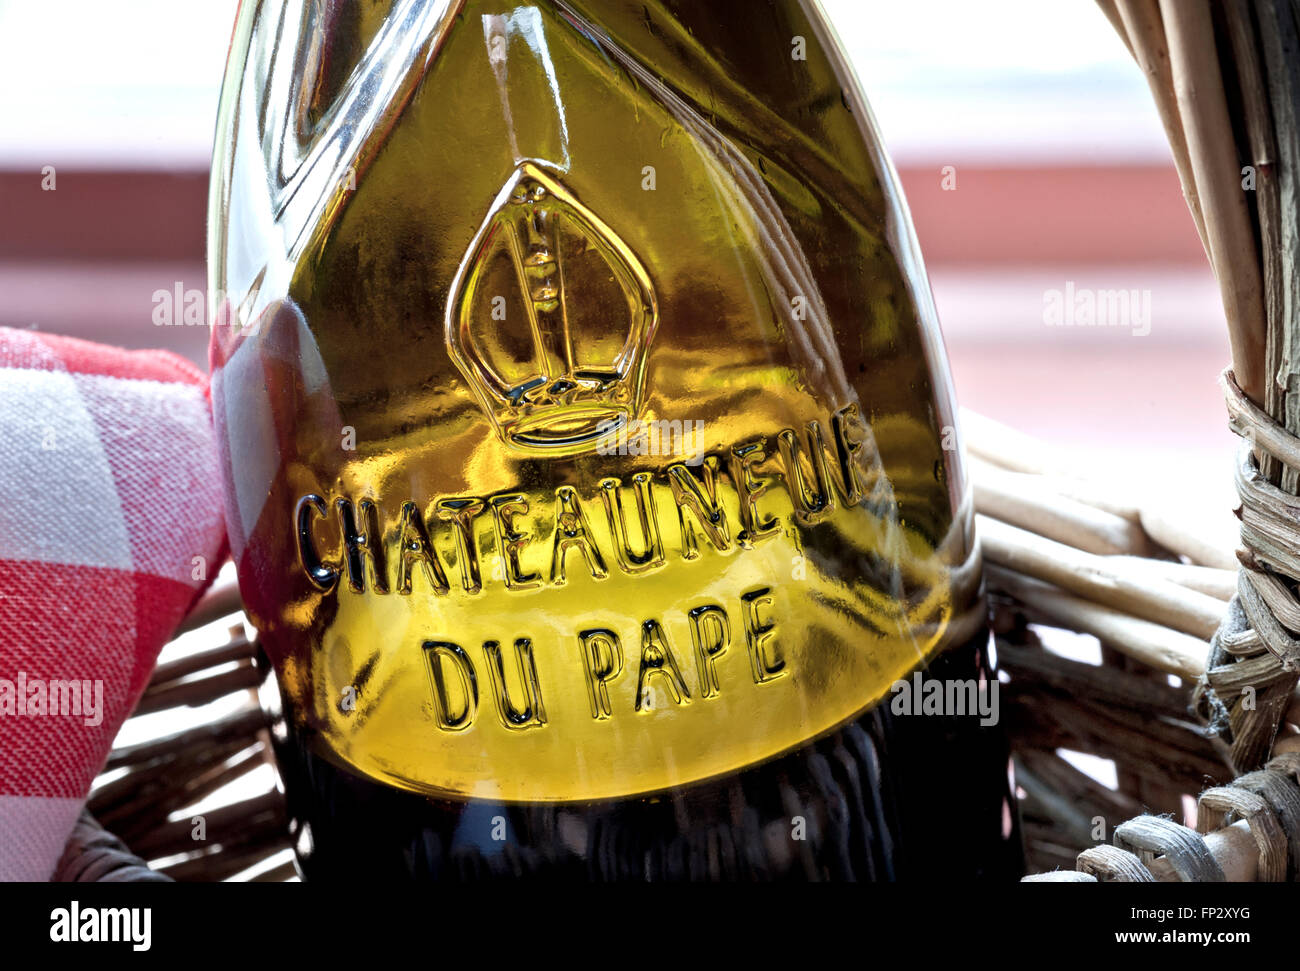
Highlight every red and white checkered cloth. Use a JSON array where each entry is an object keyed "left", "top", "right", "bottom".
[{"left": 0, "top": 327, "right": 226, "bottom": 881}]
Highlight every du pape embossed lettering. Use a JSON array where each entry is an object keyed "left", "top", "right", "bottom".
[{"left": 421, "top": 586, "right": 783, "bottom": 732}]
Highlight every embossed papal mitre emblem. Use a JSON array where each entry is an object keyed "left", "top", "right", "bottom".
[{"left": 445, "top": 162, "right": 658, "bottom": 455}]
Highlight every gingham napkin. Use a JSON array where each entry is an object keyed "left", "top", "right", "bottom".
[{"left": 0, "top": 327, "right": 226, "bottom": 881}]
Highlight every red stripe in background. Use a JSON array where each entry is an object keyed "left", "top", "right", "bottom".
[{"left": 897, "top": 164, "right": 1205, "bottom": 267}]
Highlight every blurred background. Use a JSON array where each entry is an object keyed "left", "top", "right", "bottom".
[
  {"left": 0, "top": 0, "right": 1237, "bottom": 509},
  {"left": 837, "top": 0, "right": 1236, "bottom": 516}
]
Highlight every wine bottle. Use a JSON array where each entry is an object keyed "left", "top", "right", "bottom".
[{"left": 208, "top": 0, "right": 1022, "bottom": 881}]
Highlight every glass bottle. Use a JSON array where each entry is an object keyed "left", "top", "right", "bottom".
[{"left": 208, "top": 0, "right": 1022, "bottom": 881}]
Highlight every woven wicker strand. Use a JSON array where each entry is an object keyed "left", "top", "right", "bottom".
[
  {"left": 1028, "top": 753, "right": 1300, "bottom": 882},
  {"left": 1114, "top": 815, "right": 1226, "bottom": 882},
  {"left": 53, "top": 810, "right": 171, "bottom": 883},
  {"left": 1233, "top": 760, "right": 1300, "bottom": 874},
  {"left": 1197, "top": 786, "right": 1287, "bottom": 882},
  {"left": 1194, "top": 370, "right": 1300, "bottom": 773},
  {"left": 1076, "top": 844, "right": 1155, "bottom": 883}
]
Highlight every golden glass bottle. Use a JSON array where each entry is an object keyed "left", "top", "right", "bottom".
[{"left": 209, "top": 0, "right": 1021, "bottom": 880}]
